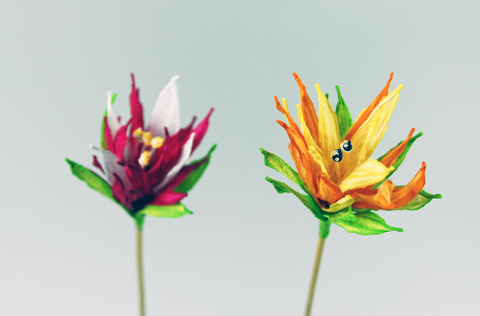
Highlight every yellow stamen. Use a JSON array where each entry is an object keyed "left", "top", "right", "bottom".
[
  {"left": 142, "top": 131, "right": 153, "bottom": 146},
  {"left": 138, "top": 151, "right": 151, "bottom": 167},
  {"left": 151, "top": 136, "right": 165, "bottom": 149},
  {"left": 133, "top": 128, "right": 143, "bottom": 141}
]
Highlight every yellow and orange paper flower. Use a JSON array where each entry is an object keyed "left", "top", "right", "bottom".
[{"left": 261, "top": 73, "right": 441, "bottom": 236}]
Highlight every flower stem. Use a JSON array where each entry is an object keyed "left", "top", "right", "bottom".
[
  {"left": 304, "top": 237, "right": 327, "bottom": 316},
  {"left": 135, "top": 217, "right": 146, "bottom": 316}
]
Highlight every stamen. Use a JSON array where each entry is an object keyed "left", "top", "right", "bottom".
[
  {"left": 142, "top": 131, "right": 153, "bottom": 146},
  {"left": 133, "top": 128, "right": 143, "bottom": 141},
  {"left": 151, "top": 136, "right": 165, "bottom": 149},
  {"left": 138, "top": 151, "right": 151, "bottom": 167}
]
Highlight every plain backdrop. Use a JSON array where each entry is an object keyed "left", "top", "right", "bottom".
[{"left": 0, "top": 0, "right": 478, "bottom": 315}]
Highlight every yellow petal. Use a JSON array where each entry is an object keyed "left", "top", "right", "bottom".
[
  {"left": 340, "top": 84, "right": 403, "bottom": 179},
  {"left": 315, "top": 83, "right": 341, "bottom": 182},
  {"left": 322, "top": 195, "right": 355, "bottom": 213},
  {"left": 338, "top": 159, "right": 394, "bottom": 192}
]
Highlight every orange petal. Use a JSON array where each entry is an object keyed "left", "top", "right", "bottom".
[
  {"left": 344, "top": 73, "right": 393, "bottom": 141},
  {"left": 353, "top": 162, "right": 427, "bottom": 210},
  {"left": 317, "top": 174, "right": 345, "bottom": 204},
  {"left": 293, "top": 73, "right": 319, "bottom": 145},
  {"left": 381, "top": 128, "right": 415, "bottom": 168},
  {"left": 277, "top": 120, "right": 316, "bottom": 195},
  {"left": 275, "top": 95, "right": 303, "bottom": 140}
]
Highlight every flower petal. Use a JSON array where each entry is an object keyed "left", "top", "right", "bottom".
[
  {"left": 153, "top": 132, "right": 195, "bottom": 193},
  {"left": 338, "top": 159, "right": 393, "bottom": 192},
  {"left": 314, "top": 82, "right": 341, "bottom": 180},
  {"left": 149, "top": 190, "right": 187, "bottom": 206},
  {"left": 380, "top": 128, "right": 415, "bottom": 168},
  {"left": 343, "top": 73, "right": 393, "bottom": 141},
  {"left": 277, "top": 120, "right": 316, "bottom": 195},
  {"left": 340, "top": 84, "right": 404, "bottom": 180},
  {"left": 129, "top": 74, "right": 145, "bottom": 137},
  {"left": 316, "top": 174, "right": 344, "bottom": 205},
  {"left": 191, "top": 108, "right": 214, "bottom": 153},
  {"left": 353, "top": 162, "right": 427, "bottom": 210},
  {"left": 106, "top": 91, "right": 121, "bottom": 139},
  {"left": 321, "top": 195, "right": 355, "bottom": 213},
  {"left": 148, "top": 75, "right": 180, "bottom": 138},
  {"left": 293, "top": 73, "right": 319, "bottom": 145}
]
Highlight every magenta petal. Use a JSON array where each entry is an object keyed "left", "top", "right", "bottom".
[
  {"left": 112, "top": 173, "right": 128, "bottom": 207},
  {"left": 103, "top": 117, "right": 115, "bottom": 152},
  {"left": 124, "top": 163, "right": 151, "bottom": 194},
  {"left": 129, "top": 73, "right": 144, "bottom": 137},
  {"left": 113, "top": 120, "right": 131, "bottom": 160},
  {"left": 192, "top": 108, "right": 214, "bottom": 152},
  {"left": 92, "top": 155, "right": 104, "bottom": 174},
  {"left": 149, "top": 190, "right": 187, "bottom": 206}
]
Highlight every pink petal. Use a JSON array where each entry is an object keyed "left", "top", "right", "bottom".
[
  {"left": 92, "top": 155, "right": 104, "bottom": 174},
  {"left": 112, "top": 173, "right": 128, "bottom": 207},
  {"left": 192, "top": 108, "right": 214, "bottom": 152},
  {"left": 103, "top": 117, "right": 115, "bottom": 152},
  {"left": 149, "top": 190, "right": 187, "bottom": 206},
  {"left": 129, "top": 73, "right": 145, "bottom": 139}
]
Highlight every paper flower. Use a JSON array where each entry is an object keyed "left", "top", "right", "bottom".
[
  {"left": 261, "top": 73, "right": 441, "bottom": 237},
  {"left": 66, "top": 74, "right": 214, "bottom": 316},
  {"left": 66, "top": 74, "right": 215, "bottom": 221}
]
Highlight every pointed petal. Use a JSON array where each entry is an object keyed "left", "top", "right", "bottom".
[
  {"left": 103, "top": 117, "right": 115, "bottom": 152},
  {"left": 322, "top": 195, "right": 355, "bottom": 213},
  {"left": 99, "top": 149, "right": 132, "bottom": 191},
  {"left": 314, "top": 82, "right": 341, "bottom": 171},
  {"left": 381, "top": 128, "right": 415, "bottom": 167},
  {"left": 338, "top": 159, "right": 393, "bottom": 192},
  {"left": 340, "top": 84, "right": 404, "bottom": 179},
  {"left": 149, "top": 190, "right": 187, "bottom": 206},
  {"left": 275, "top": 96, "right": 303, "bottom": 140},
  {"left": 148, "top": 75, "right": 180, "bottom": 138},
  {"left": 293, "top": 73, "right": 319, "bottom": 144},
  {"left": 129, "top": 73, "right": 145, "bottom": 137},
  {"left": 277, "top": 120, "right": 316, "bottom": 196},
  {"left": 317, "top": 174, "right": 344, "bottom": 204},
  {"left": 313, "top": 83, "right": 342, "bottom": 182},
  {"left": 353, "top": 162, "right": 427, "bottom": 210},
  {"left": 344, "top": 73, "right": 394, "bottom": 141},
  {"left": 92, "top": 155, "right": 104, "bottom": 174},
  {"left": 106, "top": 91, "right": 121, "bottom": 139},
  {"left": 191, "top": 108, "right": 213, "bottom": 152},
  {"left": 153, "top": 132, "right": 195, "bottom": 193}
]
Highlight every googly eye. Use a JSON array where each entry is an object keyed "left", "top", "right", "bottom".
[
  {"left": 331, "top": 149, "right": 343, "bottom": 162},
  {"left": 340, "top": 140, "right": 353, "bottom": 153}
]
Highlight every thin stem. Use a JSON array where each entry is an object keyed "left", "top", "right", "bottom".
[
  {"left": 136, "top": 223, "right": 146, "bottom": 316},
  {"left": 304, "top": 237, "right": 326, "bottom": 316}
]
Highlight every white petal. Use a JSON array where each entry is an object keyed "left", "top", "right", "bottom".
[
  {"left": 99, "top": 149, "right": 132, "bottom": 190},
  {"left": 107, "top": 91, "right": 121, "bottom": 138},
  {"left": 153, "top": 132, "right": 195, "bottom": 193},
  {"left": 148, "top": 75, "right": 180, "bottom": 138}
]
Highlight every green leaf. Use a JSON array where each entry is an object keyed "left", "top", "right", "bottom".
[
  {"left": 335, "top": 86, "right": 353, "bottom": 139},
  {"left": 100, "top": 93, "right": 117, "bottom": 150},
  {"left": 325, "top": 206, "right": 358, "bottom": 222},
  {"left": 175, "top": 144, "right": 217, "bottom": 193},
  {"left": 265, "top": 177, "right": 323, "bottom": 219},
  {"left": 374, "top": 132, "right": 423, "bottom": 188},
  {"left": 333, "top": 211, "right": 403, "bottom": 236},
  {"left": 139, "top": 203, "right": 193, "bottom": 218},
  {"left": 65, "top": 158, "right": 114, "bottom": 202},
  {"left": 354, "top": 188, "right": 442, "bottom": 212},
  {"left": 260, "top": 148, "right": 308, "bottom": 193}
]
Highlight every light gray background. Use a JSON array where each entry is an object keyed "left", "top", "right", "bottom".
[{"left": 0, "top": 0, "right": 478, "bottom": 315}]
